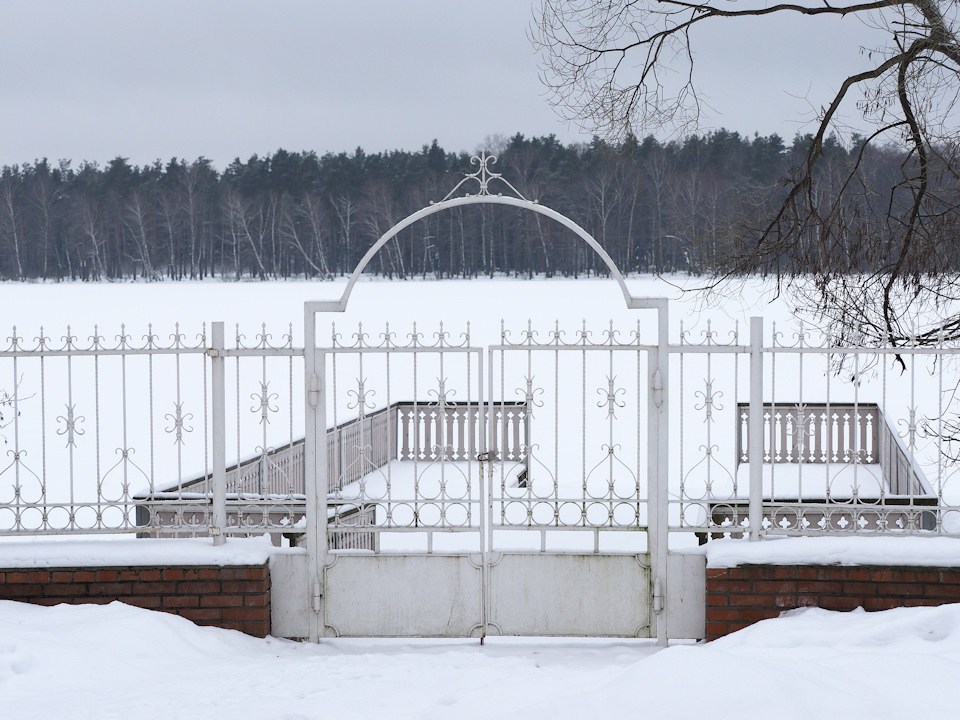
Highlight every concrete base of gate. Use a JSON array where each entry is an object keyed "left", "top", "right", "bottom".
[{"left": 268, "top": 550, "right": 707, "bottom": 641}]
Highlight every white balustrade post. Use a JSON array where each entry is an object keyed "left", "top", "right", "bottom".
[
  {"left": 210, "top": 321, "right": 227, "bottom": 546},
  {"left": 749, "top": 317, "right": 763, "bottom": 541}
]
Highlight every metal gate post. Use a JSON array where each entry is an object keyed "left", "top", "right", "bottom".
[
  {"left": 652, "top": 300, "right": 670, "bottom": 647},
  {"left": 749, "top": 317, "right": 763, "bottom": 541},
  {"left": 632, "top": 298, "right": 670, "bottom": 647},
  {"left": 303, "top": 304, "right": 328, "bottom": 641},
  {"left": 210, "top": 322, "right": 226, "bottom": 546}
]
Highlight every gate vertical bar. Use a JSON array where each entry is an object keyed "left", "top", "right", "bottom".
[
  {"left": 304, "top": 304, "right": 326, "bottom": 642},
  {"left": 210, "top": 321, "right": 226, "bottom": 546},
  {"left": 749, "top": 317, "right": 763, "bottom": 541},
  {"left": 651, "top": 300, "right": 669, "bottom": 646}
]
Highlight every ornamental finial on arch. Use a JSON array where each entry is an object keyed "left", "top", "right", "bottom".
[{"left": 433, "top": 151, "right": 535, "bottom": 204}]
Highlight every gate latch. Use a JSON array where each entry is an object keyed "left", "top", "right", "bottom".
[
  {"left": 308, "top": 373, "right": 321, "bottom": 408},
  {"left": 651, "top": 369, "right": 664, "bottom": 408},
  {"left": 653, "top": 579, "right": 664, "bottom": 614}
]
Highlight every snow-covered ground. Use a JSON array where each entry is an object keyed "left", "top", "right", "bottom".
[{"left": 3, "top": 598, "right": 960, "bottom": 720}]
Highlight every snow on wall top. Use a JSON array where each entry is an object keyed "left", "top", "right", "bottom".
[
  {"left": 706, "top": 535, "right": 960, "bottom": 568},
  {"left": 0, "top": 535, "right": 303, "bottom": 569}
]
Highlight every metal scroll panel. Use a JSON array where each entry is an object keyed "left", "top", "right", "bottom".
[{"left": 487, "top": 321, "right": 652, "bottom": 554}]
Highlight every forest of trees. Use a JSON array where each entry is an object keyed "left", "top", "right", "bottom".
[{"left": 0, "top": 131, "right": 913, "bottom": 282}]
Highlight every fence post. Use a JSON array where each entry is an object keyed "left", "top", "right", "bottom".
[
  {"left": 749, "top": 316, "right": 763, "bottom": 541},
  {"left": 210, "top": 321, "right": 227, "bottom": 546}
]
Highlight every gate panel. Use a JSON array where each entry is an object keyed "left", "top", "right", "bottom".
[
  {"left": 324, "top": 554, "right": 482, "bottom": 637},
  {"left": 486, "top": 553, "right": 651, "bottom": 636}
]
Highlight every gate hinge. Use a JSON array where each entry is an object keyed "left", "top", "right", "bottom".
[
  {"left": 651, "top": 369, "right": 664, "bottom": 408},
  {"left": 312, "top": 579, "right": 323, "bottom": 613},
  {"left": 308, "top": 373, "right": 321, "bottom": 408},
  {"left": 653, "top": 579, "right": 664, "bottom": 614}
]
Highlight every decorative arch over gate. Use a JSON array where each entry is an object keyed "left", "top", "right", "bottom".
[{"left": 307, "top": 152, "right": 653, "bottom": 312}]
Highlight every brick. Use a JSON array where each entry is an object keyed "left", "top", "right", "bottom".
[
  {"left": 922, "top": 584, "right": 960, "bottom": 598},
  {"left": 819, "top": 596, "right": 863, "bottom": 611},
  {"left": 705, "top": 622, "right": 728, "bottom": 638},
  {"left": 706, "top": 568, "right": 730, "bottom": 579},
  {"left": 797, "top": 580, "right": 842, "bottom": 595},
  {"left": 847, "top": 568, "right": 871, "bottom": 582},
  {"left": 122, "top": 596, "right": 164, "bottom": 610},
  {"left": 724, "top": 568, "right": 745, "bottom": 580},
  {"left": 821, "top": 567, "right": 852, "bottom": 581},
  {"left": 178, "top": 608, "right": 223, "bottom": 622},
  {"left": 162, "top": 595, "right": 200, "bottom": 609},
  {"left": 246, "top": 567, "right": 269, "bottom": 580},
  {"left": 201, "top": 595, "right": 245, "bottom": 608},
  {"left": 44, "top": 584, "right": 87, "bottom": 597},
  {"left": 4, "top": 571, "right": 30, "bottom": 583},
  {"left": 177, "top": 582, "right": 221, "bottom": 595},
  {"left": 742, "top": 566, "right": 772, "bottom": 580},
  {"left": 95, "top": 570, "right": 118, "bottom": 582},
  {"left": 241, "top": 620, "right": 270, "bottom": 638},
  {"left": 223, "top": 607, "right": 269, "bottom": 622},
  {"left": 729, "top": 594, "right": 771, "bottom": 607},
  {"left": 797, "top": 568, "right": 817, "bottom": 580},
  {"left": 706, "top": 608, "right": 741, "bottom": 622},
  {"left": 939, "top": 571, "right": 960, "bottom": 585},
  {"left": 73, "top": 570, "right": 97, "bottom": 583},
  {"left": 1, "top": 584, "right": 40, "bottom": 598},
  {"left": 797, "top": 594, "right": 822, "bottom": 607},
  {"left": 705, "top": 593, "right": 729, "bottom": 608},
  {"left": 222, "top": 580, "right": 269, "bottom": 594},
  {"left": 892, "top": 570, "right": 917, "bottom": 583},
  {"left": 29, "top": 571, "right": 52, "bottom": 583},
  {"left": 183, "top": 569, "right": 201, "bottom": 581},
  {"left": 754, "top": 580, "right": 797, "bottom": 594},
  {"left": 197, "top": 568, "right": 221, "bottom": 580},
  {"left": 773, "top": 567, "right": 798, "bottom": 579},
  {"left": 162, "top": 569, "right": 185, "bottom": 581},
  {"left": 864, "top": 597, "right": 904, "bottom": 611},
  {"left": 88, "top": 582, "right": 133, "bottom": 596},
  {"left": 51, "top": 571, "right": 74, "bottom": 583},
  {"left": 140, "top": 569, "right": 162, "bottom": 582},
  {"left": 244, "top": 594, "right": 269, "bottom": 607},
  {"left": 132, "top": 582, "right": 174, "bottom": 595},
  {"left": 882, "top": 583, "right": 924, "bottom": 596},
  {"left": 870, "top": 569, "right": 895, "bottom": 582},
  {"left": 117, "top": 570, "right": 141, "bottom": 582},
  {"left": 739, "top": 608, "right": 765, "bottom": 623},
  {"left": 903, "top": 598, "right": 944, "bottom": 607},
  {"left": 774, "top": 595, "right": 798, "bottom": 608},
  {"left": 841, "top": 582, "right": 877, "bottom": 596}
]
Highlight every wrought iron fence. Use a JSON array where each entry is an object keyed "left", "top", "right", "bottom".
[
  {"left": 3, "top": 312, "right": 960, "bottom": 547},
  {"left": 672, "top": 317, "right": 958, "bottom": 541}
]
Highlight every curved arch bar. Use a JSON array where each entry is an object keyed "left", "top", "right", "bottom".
[{"left": 307, "top": 195, "right": 643, "bottom": 312}]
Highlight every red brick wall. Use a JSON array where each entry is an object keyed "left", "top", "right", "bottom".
[
  {"left": 0, "top": 565, "right": 271, "bottom": 637},
  {"left": 706, "top": 565, "right": 960, "bottom": 640}
]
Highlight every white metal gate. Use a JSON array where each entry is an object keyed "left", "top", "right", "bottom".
[{"left": 304, "top": 319, "right": 660, "bottom": 640}]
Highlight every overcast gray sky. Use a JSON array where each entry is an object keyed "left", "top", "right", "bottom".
[{"left": 0, "top": 0, "right": 886, "bottom": 170}]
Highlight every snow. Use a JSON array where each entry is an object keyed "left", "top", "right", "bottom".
[
  {"left": 3, "top": 598, "right": 960, "bottom": 719},
  {"left": 0, "top": 535, "right": 299, "bottom": 568},
  {"left": 706, "top": 535, "right": 960, "bottom": 567}
]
